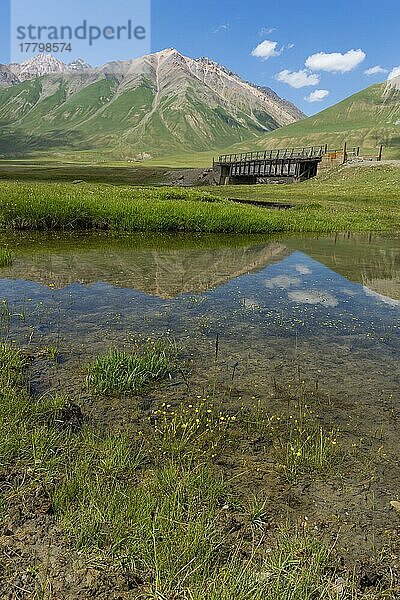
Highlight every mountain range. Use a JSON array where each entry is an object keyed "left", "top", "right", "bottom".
[
  {"left": 1, "top": 50, "right": 399, "bottom": 161},
  {"left": 0, "top": 50, "right": 304, "bottom": 160}
]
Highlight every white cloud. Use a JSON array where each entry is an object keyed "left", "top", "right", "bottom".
[
  {"left": 388, "top": 66, "right": 400, "bottom": 80},
  {"left": 275, "top": 69, "right": 320, "bottom": 88},
  {"left": 213, "top": 23, "right": 230, "bottom": 34},
  {"left": 305, "top": 49, "right": 366, "bottom": 73},
  {"left": 287, "top": 43, "right": 295, "bottom": 49},
  {"left": 252, "top": 40, "right": 281, "bottom": 60},
  {"left": 304, "top": 89, "right": 330, "bottom": 102},
  {"left": 259, "top": 27, "right": 276, "bottom": 36},
  {"left": 364, "top": 65, "right": 388, "bottom": 76}
]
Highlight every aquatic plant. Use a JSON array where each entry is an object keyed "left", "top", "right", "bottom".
[
  {"left": 45, "top": 345, "right": 59, "bottom": 362},
  {"left": 152, "top": 397, "right": 237, "bottom": 459},
  {"left": 276, "top": 402, "right": 339, "bottom": 483},
  {"left": 86, "top": 339, "right": 177, "bottom": 394}
]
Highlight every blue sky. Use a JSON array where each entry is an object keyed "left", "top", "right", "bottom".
[{"left": 1, "top": 0, "right": 399, "bottom": 114}]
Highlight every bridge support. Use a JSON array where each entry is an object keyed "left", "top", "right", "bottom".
[{"left": 212, "top": 163, "right": 231, "bottom": 185}]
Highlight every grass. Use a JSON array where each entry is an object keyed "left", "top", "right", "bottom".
[
  {"left": 0, "top": 343, "right": 26, "bottom": 387},
  {"left": 86, "top": 340, "right": 177, "bottom": 394},
  {"left": 0, "top": 342, "right": 398, "bottom": 598},
  {"left": 0, "top": 248, "right": 13, "bottom": 268},
  {"left": 0, "top": 165, "right": 399, "bottom": 233},
  {"left": 0, "top": 162, "right": 175, "bottom": 185}
]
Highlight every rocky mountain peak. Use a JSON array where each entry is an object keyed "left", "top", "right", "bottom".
[
  {"left": 68, "top": 58, "right": 92, "bottom": 71},
  {"left": 9, "top": 53, "right": 68, "bottom": 81}
]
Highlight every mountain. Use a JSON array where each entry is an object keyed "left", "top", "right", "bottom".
[
  {"left": 7, "top": 55, "right": 92, "bottom": 81},
  {"left": 8, "top": 54, "right": 70, "bottom": 81},
  {"left": 67, "top": 59, "right": 92, "bottom": 72},
  {"left": 224, "top": 81, "right": 400, "bottom": 158},
  {"left": 0, "top": 65, "right": 19, "bottom": 88},
  {"left": 0, "top": 49, "right": 304, "bottom": 160}
]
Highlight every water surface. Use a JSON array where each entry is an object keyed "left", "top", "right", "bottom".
[{"left": 0, "top": 232, "right": 398, "bottom": 411}]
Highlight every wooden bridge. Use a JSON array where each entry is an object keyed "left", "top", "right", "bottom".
[{"left": 213, "top": 145, "right": 326, "bottom": 185}]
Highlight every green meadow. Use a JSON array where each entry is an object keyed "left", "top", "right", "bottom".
[{"left": 0, "top": 164, "right": 399, "bottom": 233}]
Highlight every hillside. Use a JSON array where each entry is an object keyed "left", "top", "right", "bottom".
[
  {"left": 225, "top": 80, "right": 400, "bottom": 158},
  {"left": 0, "top": 49, "right": 303, "bottom": 161}
]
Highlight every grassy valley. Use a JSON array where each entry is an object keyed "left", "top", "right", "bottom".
[{"left": 1, "top": 45, "right": 400, "bottom": 600}]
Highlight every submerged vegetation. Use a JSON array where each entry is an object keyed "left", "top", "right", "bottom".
[
  {"left": 0, "top": 341, "right": 398, "bottom": 598},
  {"left": 0, "top": 165, "right": 399, "bottom": 233}
]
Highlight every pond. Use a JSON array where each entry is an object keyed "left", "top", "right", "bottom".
[
  {"left": 1, "top": 230, "right": 400, "bottom": 557},
  {"left": 0, "top": 231, "right": 398, "bottom": 416}
]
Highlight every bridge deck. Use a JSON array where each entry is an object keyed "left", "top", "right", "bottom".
[
  {"left": 217, "top": 145, "right": 326, "bottom": 164},
  {"left": 213, "top": 146, "right": 325, "bottom": 184}
]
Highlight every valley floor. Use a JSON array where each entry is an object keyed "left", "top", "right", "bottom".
[
  {"left": 0, "top": 163, "right": 399, "bottom": 598},
  {"left": 0, "top": 164, "right": 399, "bottom": 234}
]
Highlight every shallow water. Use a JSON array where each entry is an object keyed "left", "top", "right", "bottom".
[
  {"left": 0, "top": 232, "right": 399, "bottom": 409},
  {"left": 2, "top": 231, "right": 399, "bottom": 565}
]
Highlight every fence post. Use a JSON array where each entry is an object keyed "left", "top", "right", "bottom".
[
  {"left": 378, "top": 145, "right": 383, "bottom": 161},
  {"left": 343, "top": 142, "right": 347, "bottom": 164}
]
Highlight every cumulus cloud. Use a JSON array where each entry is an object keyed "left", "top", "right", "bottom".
[
  {"left": 275, "top": 69, "right": 320, "bottom": 88},
  {"left": 305, "top": 49, "right": 366, "bottom": 73},
  {"left": 364, "top": 65, "right": 388, "bottom": 76},
  {"left": 252, "top": 40, "right": 281, "bottom": 60},
  {"left": 388, "top": 66, "right": 400, "bottom": 80},
  {"left": 304, "top": 89, "right": 330, "bottom": 102}
]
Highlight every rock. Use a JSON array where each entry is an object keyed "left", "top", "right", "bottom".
[{"left": 390, "top": 500, "right": 400, "bottom": 512}]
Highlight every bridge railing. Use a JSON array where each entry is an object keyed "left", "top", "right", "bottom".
[{"left": 216, "top": 145, "right": 326, "bottom": 164}]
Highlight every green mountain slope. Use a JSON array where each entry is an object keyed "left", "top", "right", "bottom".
[
  {"left": 0, "top": 49, "right": 303, "bottom": 161},
  {"left": 225, "top": 82, "right": 400, "bottom": 158}
]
